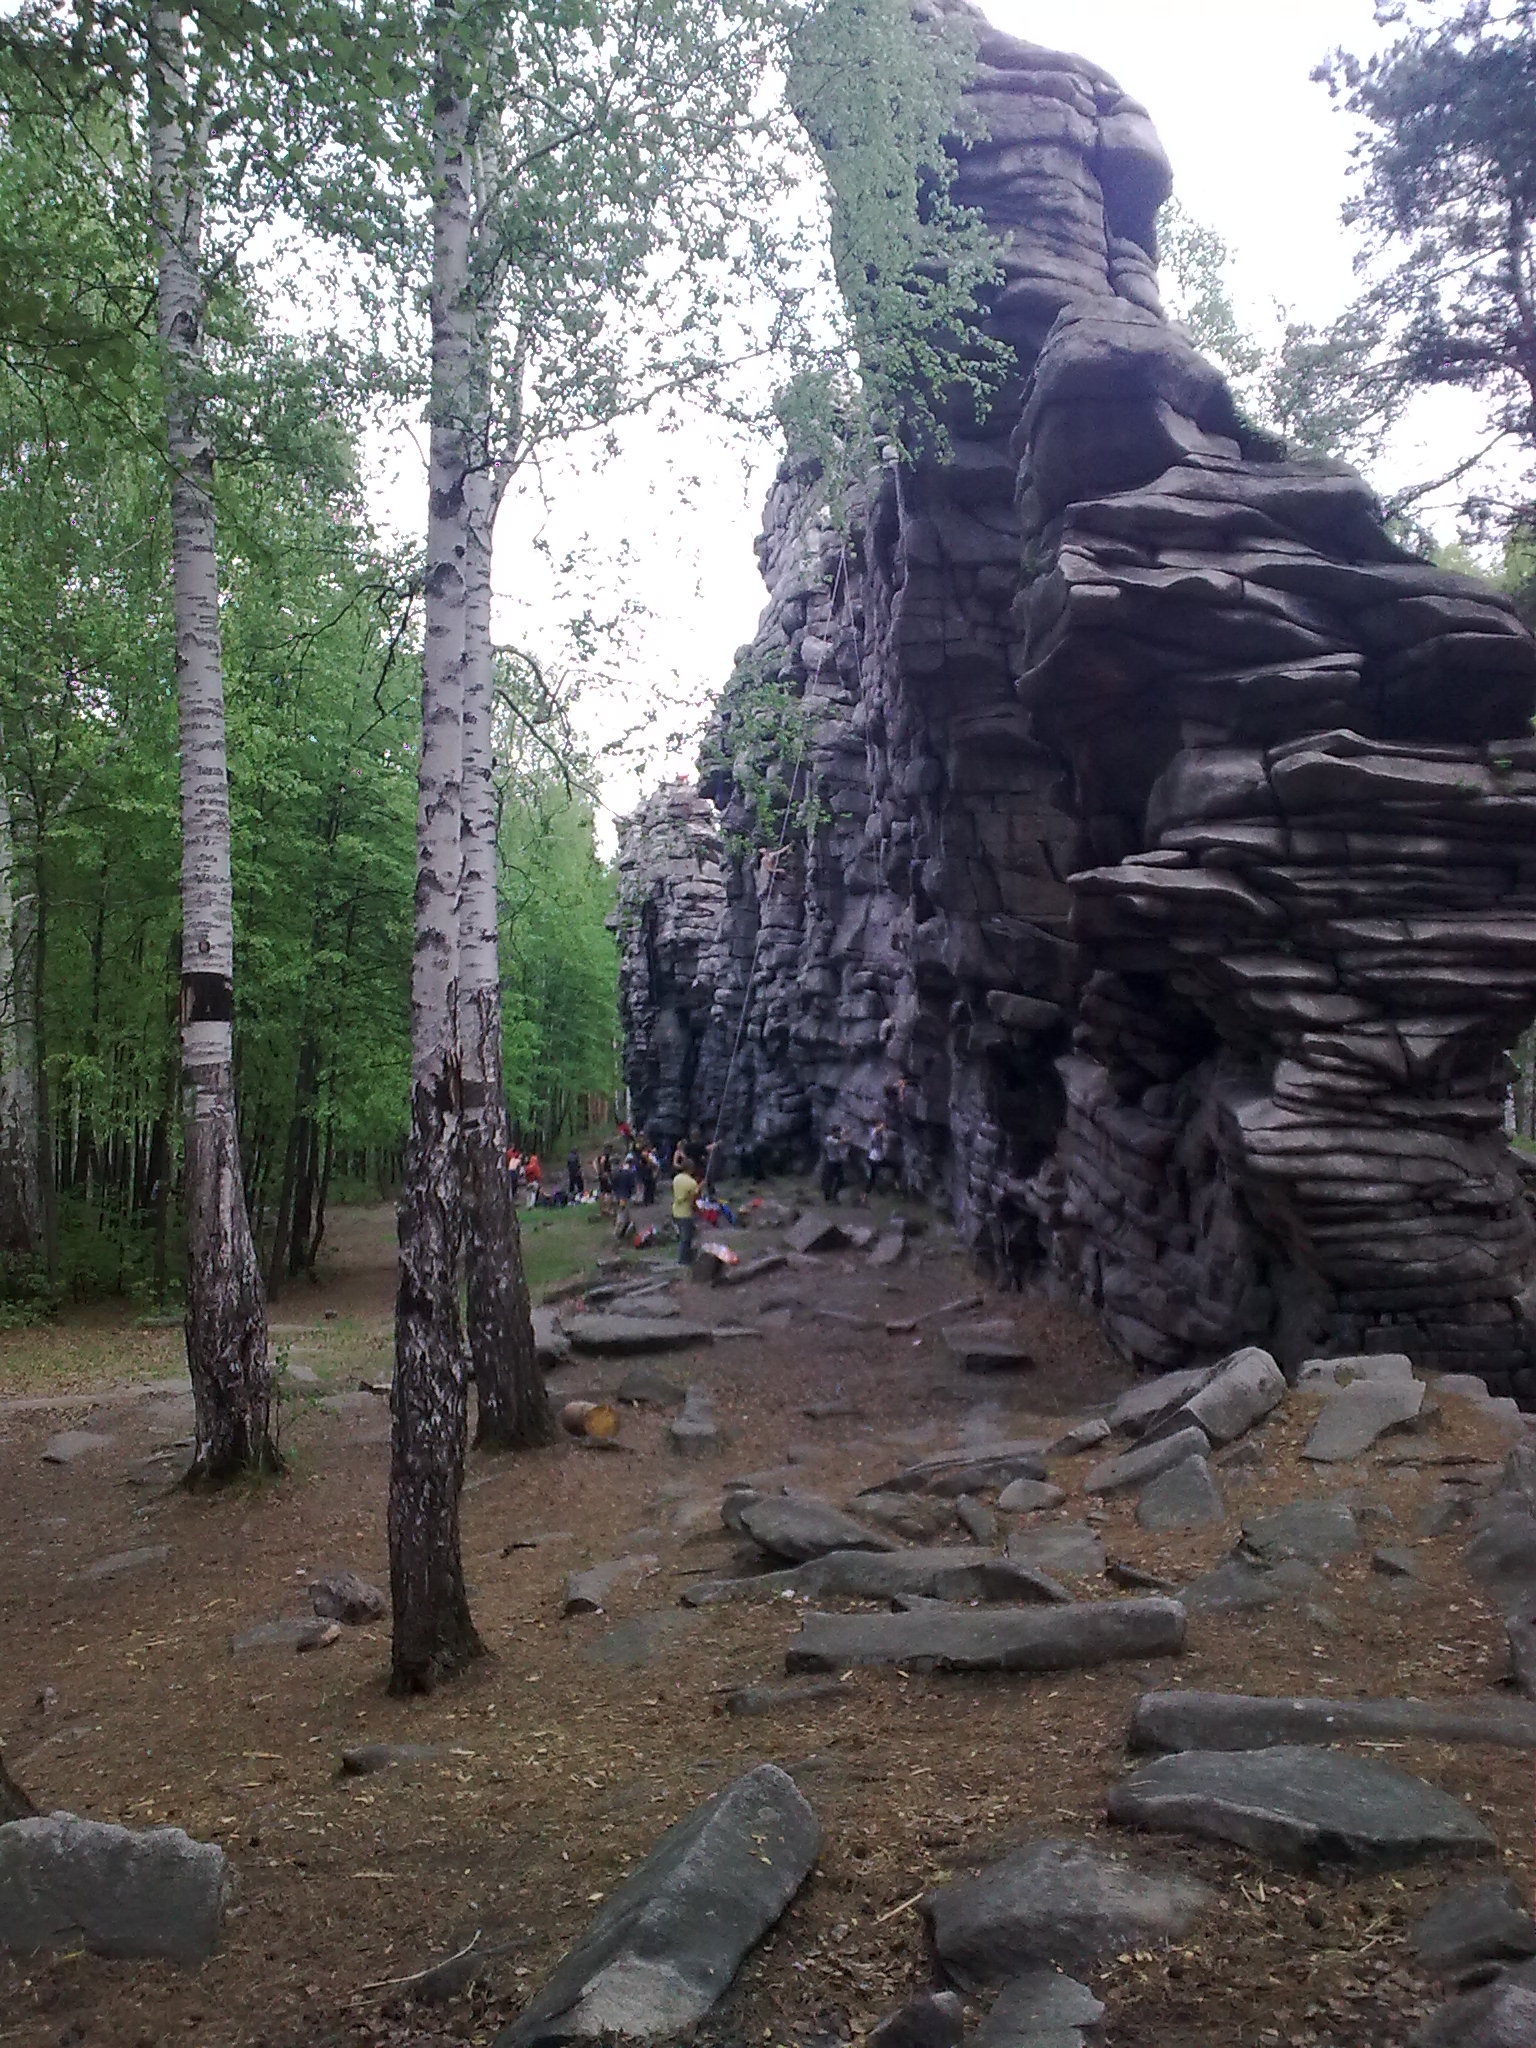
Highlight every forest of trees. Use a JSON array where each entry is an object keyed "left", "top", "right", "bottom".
[{"left": 2, "top": 0, "right": 1535, "bottom": 1681}]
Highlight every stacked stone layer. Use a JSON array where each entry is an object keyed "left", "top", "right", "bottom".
[{"left": 615, "top": 2, "right": 1536, "bottom": 1393}]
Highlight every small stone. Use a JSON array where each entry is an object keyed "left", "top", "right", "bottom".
[
  {"left": 298, "top": 1622, "right": 342, "bottom": 1652},
  {"left": 1050, "top": 1417, "right": 1112, "bottom": 1456},
  {"left": 309, "top": 1571, "right": 386, "bottom": 1625},
  {"left": 1136, "top": 1455, "right": 1224, "bottom": 1532},
  {"left": 718, "top": 1679, "right": 847, "bottom": 1717},
  {"left": 1106, "top": 1560, "right": 1177, "bottom": 1592},
  {"left": 997, "top": 1478, "right": 1067, "bottom": 1514},
  {"left": 1371, "top": 1545, "right": 1421, "bottom": 1580},
  {"left": 866, "top": 1989, "right": 964, "bottom": 2048},
  {"left": 77, "top": 1545, "right": 170, "bottom": 1581},
  {"left": 868, "top": 1441, "right": 1051, "bottom": 1498},
  {"left": 616, "top": 1366, "right": 686, "bottom": 1406},
  {"left": 1108, "top": 1369, "right": 1216, "bottom": 1440},
  {"left": 944, "top": 1322, "right": 1037, "bottom": 1373},
  {"left": 972, "top": 1967, "right": 1105, "bottom": 2048},
  {"left": 564, "top": 1554, "right": 659, "bottom": 1616},
  {"left": 1181, "top": 1558, "right": 1322, "bottom": 1613},
  {"left": 1152, "top": 1347, "right": 1286, "bottom": 1448}
]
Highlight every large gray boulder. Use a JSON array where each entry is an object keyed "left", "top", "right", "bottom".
[
  {"left": 1107, "top": 1369, "right": 1215, "bottom": 1439},
  {"left": 924, "top": 1837, "right": 1214, "bottom": 1985},
  {"left": 737, "top": 1494, "right": 898, "bottom": 1564},
  {"left": 1149, "top": 1346, "right": 1286, "bottom": 1447},
  {"left": 1303, "top": 1376, "right": 1425, "bottom": 1461},
  {"left": 785, "top": 1598, "right": 1185, "bottom": 1674},
  {"left": 494, "top": 1764, "right": 819, "bottom": 2045},
  {"left": 1108, "top": 1746, "right": 1495, "bottom": 1870},
  {"left": 0, "top": 1812, "right": 230, "bottom": 1963},
  {"left": 1129, "top": 1691, "right": 1536, "bottom": 1755}
]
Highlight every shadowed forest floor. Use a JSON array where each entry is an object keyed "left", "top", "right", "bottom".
[{"left": 0, "top": 1195, "right": 1530, "bottom": 2048}]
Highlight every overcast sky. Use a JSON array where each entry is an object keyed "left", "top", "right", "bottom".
[{"left": 367, "top": 2, "right": 1483, "bottom": 836}]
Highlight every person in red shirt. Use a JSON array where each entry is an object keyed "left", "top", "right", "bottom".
[{"left": 523, "top": 1152, "right": 542, "bottom": 1209}]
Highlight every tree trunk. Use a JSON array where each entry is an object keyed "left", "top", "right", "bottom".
[
  {"left": 458, "top": 447, "right": 553, "bottom": 1453},
  {"left": 148, "top": 4, "right": 276, "bottom": 1484},
  {"left": 0, "top": 1749, "right": 34, "bottom": 1824},
  {"left": 0, "top": 775, "right": 42, "bottom": 1264},
  {"left": 389, "top": 0, "right": 484, "bottom": 1693}
]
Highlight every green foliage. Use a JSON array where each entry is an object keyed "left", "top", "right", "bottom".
[{"left": 699, "top": 640, "right": 830, "bottom": 846}]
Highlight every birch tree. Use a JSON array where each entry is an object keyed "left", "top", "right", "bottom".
[{"left": 146, "top": 3, "right": 276, "bottom": 1482}]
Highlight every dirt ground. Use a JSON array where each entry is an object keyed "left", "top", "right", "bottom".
[{"left": 0, "top": 1192, "right": 1531, "bottom": 2048}]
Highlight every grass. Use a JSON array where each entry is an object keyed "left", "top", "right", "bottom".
[{"left": 518, "top": 1197, "right": 644, "bottom": 1295}]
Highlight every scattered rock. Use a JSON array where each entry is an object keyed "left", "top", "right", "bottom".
[
  {"left": 787, "top": 1214, "right": 849, "bottom": 1255},
  {"left": 1106, "top": 1560, "right": 1177, "bottom": 1592},
  {"left": 1420, "top": 1486, "right": 1477, "bottom": 1538},
  {"left": 1409, "top": 1877, "right": 1536, "bottom": 1980},
  {"left": 339, "top": 1744, "right": 445, "bottom": 1777},
  {"left": 943, "top": 1322, "right": 1038, "bottom": 1373},
  {"left": 1296, "top": 1352, "right": 1416, "bottom": 1390},
  {"left": 1412, "top": 1977, "right": 1536, "bottom": 2048},
  {"left": 954, "top": 1495, "right": 1001, "bottom": 1546},
  {"left": 1083, "top": 1426, "right": 1211, "bottom": 1498},
  {"left": 718, "top": 1679, "right": 847, "bottom": 1717},
  {"left": 667, "top": 1387, "right": 722, "bottom": 1459},
  {"left": 997, "top": 1479, "right": 1067, "bottom": 1515},
  {"left": 1108, "top": 1746, "right": 1495, "bottom": 1870},
  {"left": 786, "top": 1597, "right": 1185, "bottom": 1675},
  {"left": 1239, "top": 1499, "right": 1361, "bottom": 1567},
  {"left": 856, "top": 1493, "right": 950, "bottom": 1543},
  {"left": 1372, "top": 1545, "right": 1421, "bottom": 1580},
  {"left": 616, "top": 1366, "right": 686, "bottom": 1407},
  {"left": 1180, "top": 1559, "right": 1322, "bottom": 1613},
  {"left": 1149, "top": 1346, "right": 1286, "bottom": 1449},
  {"left": 563, "top": 1314, "right": 714, "bottom": 1355},
  {"left": 564, "top": 1555, "right": 659, "bottom": 1616},
  {"left": 737, "top": 1495, "right": 899, "bottom": 1564},
  {"left": 972, "top": 1968, "right": 1105, "bottom": 2048},
  {"left": 869, "top": 1231, "right": 909, "bottom": 1271},
  {"left": 1049, "top": 1417, "right": 1111, "bottom": 1456},
  {"left": 864, "top": 1442, "right": 1051, "bottom": 1498},
  {"left": 77, "top": 1545, "right": 170, "bottom": 1581},
  {"left": 1135, "top": 1455, "right": 1224, "bottom": 1532},
  {"left": 309, "top": 1571, "right": 386, "bottom": 1625},
  {"left": 0, "top": 1812, "right": 229, "bottom": 1962},
  {"left": 1128, "top": 1691, "right": 1536, "bottom": 1755},
  {"left": 41, "top": 1431, "right": 113, "bottom": 1465},
  {"left": 1303, "top": 1376, "right": 1425, "bottom": 1462},
  {"left": 299, "top": 1622, "right": 342, "bottom": 1652},
  {"left": 532, "top": 1307, "right": 570, "bottom": 1368},
  {"left": 1108, "top": 1369, "right": 1215, "bottom": 1440},
  {"left": 230, "top": 1617, "right": 338, "bottom": 1655},
  {"left": 493, "top": 1764, "right": 819, "bottom": 2046},
  {"left": 1007, "top": 1524, "right": 1107, "bottom": 1581},
  {"left": 866, "top": 1989, "right": 964, "bottom": 2048},
  {"left": 924, "top": 1837, "right": 1214, "bottom": 1985}
]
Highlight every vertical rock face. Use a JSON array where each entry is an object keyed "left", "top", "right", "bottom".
[{"left": 615, "top": 2, "right": 1536, "bottom": 1394}]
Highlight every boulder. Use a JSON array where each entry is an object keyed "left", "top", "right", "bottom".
[
  {"left": 737, "top": 1495, "right": 899, "bottom": 1564},
  {"left": 867, "top": 1990, "right": 965, "bottom": 2048},
  {"left": 1150, "top": 1347, "right": 1285, "bottom": 1447},
  {"left": 1083, "top": 1426, "right": 1211, "bottom": 1498},
  {"left": 944, "top": 1322, "right": 1037, "bottom": 1373},
  {"left": 1135, "top": 1455, "right": 1224, "bottom": 1532},
  {"left": 493, "top": 1764, "right": 819, "bottom": 2045},
  {"left": 0, "top": 1812, "right": 229, "bottom": 1963},
  {"left": 1303, "top": 1377, "right": 1425, "bottom": 1462},
  {"left": 785, "top": 1597, "right": 1185, "bottom": 1674},
  {"left": 309, "top": 1571, "right": 386, "bottom": 1625},
  {"left": 997, "top": 1479, "right": 1067, "bottom": 1514},
  {"left": 616, "top": 1366, "right": 686, "bottom": 1407},
  {"left": 1409, "top": 1877, "right": 1536, "bottom": 1979},
  {"left": 1108, "top": 1746, "right": 1495, "bottom": 1870},
  {"left": 1050, "top": 1418, "right": 1112, "bottom": 1456},
  {"left": 1128, "top": 1691, "right": 1536, "bottom": 1755},
  {"left": 924, "top": 1837, "right": 1214, "bottom": 1985},
  {"left": 563, "top": 1313, "right": 714, "bottom": 1355},
  {"left": 1107, "top": 1368, "right": 1215, "bottom": 1439},
  {"left": 788, "top": 1214, "right": 849, "bottom": 1255}
]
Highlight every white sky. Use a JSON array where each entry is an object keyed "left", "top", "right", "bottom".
[{"left": 365, "top": 1, "right": 1496, "bottom": 839}]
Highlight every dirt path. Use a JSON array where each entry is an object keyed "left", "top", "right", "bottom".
[{"left": 0, "top": 1195, "right": 1529, "bottom": 2048}]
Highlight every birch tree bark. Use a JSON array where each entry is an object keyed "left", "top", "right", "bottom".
[
  {"left": 147, "top": 2, "right": 277, "bottom": 1485},
  {"left": 0, "top": 775, "right": 42, "bottom": 1264},
  {"left": 458, "top": 425, "right": 554, "bottom": 1453},
  {"left": 388, "top": 0, "right": 485, "bottom": 1692}
]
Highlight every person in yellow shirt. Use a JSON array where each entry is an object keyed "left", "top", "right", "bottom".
[{"left": 672, "top": 1164, "right": 700, "bottom": 1265}]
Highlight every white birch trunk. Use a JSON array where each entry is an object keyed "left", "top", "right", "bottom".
[
  {"left": 148, "top": 3, "right": 276, "bottom": 1483},
  {"left": 388, "top": 0, "right": 485, "bottom": 1692},
  {"left": 0, "top": 776, "right": 42, "bottom": 1262}
]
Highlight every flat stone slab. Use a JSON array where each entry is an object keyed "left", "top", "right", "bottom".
[
  {"left": 738, "top": 1495, "right": 899, "bottom": 1564},
  {"left": 339, "top": 1744, "right": 445, "bottom": 1777},
  {"left": 1410, "top": 1877, "right": 1536, "bottom": 1978},
  {"left": 1006, "top": 1523, "right": 1107, "bottom": 1580},
  {"left": 563, "top": 1314, "right": 714, "bottom": 1355},
  {"left": 1239, "top": 1498, "right": 1361, "bottom": 1566},
  {"left": 494, "top": 1764, "right": 819, "bottom": 2045},
  {"left": 41, "top": 1431, "right": 114, "bottom": 1465},
  {"left": 682, "top": 1548, "right": 1072, "bottom": 1610},
  {"left": 786, "top": 1598, "right": 1185, "bottom": 1675},
  {"left": 1084, "top": 1426, "right": 1211, "bottom": 1498},
  {"left": 1050, "top": 1417, "right": 1111, "bottom": 1456},
  {"left": 230, "top": 1617, "right": 336, "bottom": 1655},
  {"left": 1129, "top": 1691, "right": 1536, "bottom": 1755},
  {"left": 1136, "top": 1455, "right": 1224, "bottom": 1532},
  {"left": 565, "top": 1554, "right": 659, "bottom": 1616},
  {"left": 925, "top": 1837, "right": 1214, "bottom": 1985},
  {"left": 0, "top": 1812, "right": 229, "bottom": 1962},
  {"left": 1180, "top": 1559, "right": 1321, "bottom": 1613},
  {"left": 787, "top": 1214, "right": 849, "bottom": 1255},
  {"left": 1297, "top": 1352, "right": 1415, "bottom": 1390},
  {"left": 972, "top": 1968, "right": 1104, "bottom": 2048},
  {"left": 863, "top": 1441, "right": 1050, "bottom": 1498},
  {"left": 77, "top": 1546, "right": 170, "bottom": 1581},
  {"left": 943, "top": 1322, "right": 1037, "bottom": 1373},
  {"left": 1108, "top": 1746, "right": 1494, "bottom": 1870},
  {"left": 1304, "top": 1376, "right": 1425, "bottom": 1462},
  {"left": 720, "top": 1679, "right": 847, "bottom": 1717}
]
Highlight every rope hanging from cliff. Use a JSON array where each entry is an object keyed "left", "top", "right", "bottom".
[{"left": 709, "top": 541, "right": 853, "bottom": 1168}]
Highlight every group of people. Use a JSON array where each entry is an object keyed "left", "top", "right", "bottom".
[{"left": 818, "top": 1118, "right": 897, "bottom": 1205}]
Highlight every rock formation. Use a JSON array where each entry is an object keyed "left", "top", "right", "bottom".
[{"left": 615, "top": 2, "right": 1536, "bottom": 1395}]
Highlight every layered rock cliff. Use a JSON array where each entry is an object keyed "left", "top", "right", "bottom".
[{"left": 615, "top": 2, "right": 1536, "bottom": 1394}]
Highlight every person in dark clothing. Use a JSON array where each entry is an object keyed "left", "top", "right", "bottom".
[
  {"left": 819, "top": 1124, "right": 847, "bottom": 1204},
  {"left": 611, "top": 1154, "right": 637, "bottom": 1240},
  {"left": 638, "top": 1145, "right": 658, "bottom": 1207},
  {"left": 566, "top": 1147, "right": 584, "bottom": 1198}
]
